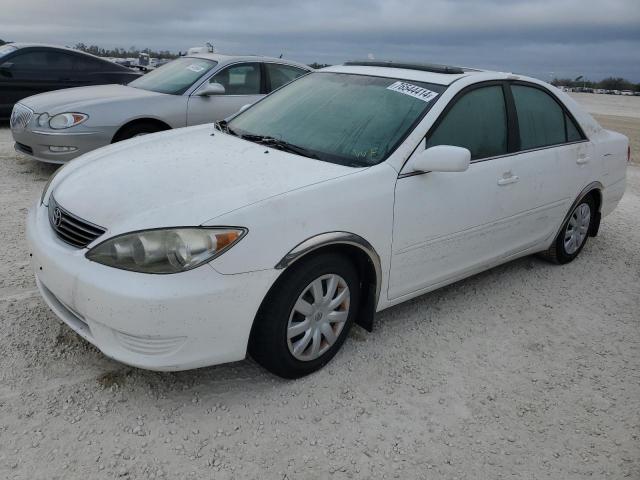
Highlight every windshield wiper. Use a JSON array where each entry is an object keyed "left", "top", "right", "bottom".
[
  {"left": 214, "top": 120, "right": 238, "bottom": 137},
  {"left": 240, "top": 134, "right": 319, "bottom": 160}
]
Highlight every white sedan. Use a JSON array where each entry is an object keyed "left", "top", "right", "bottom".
[{"left": 27, "top": 61, "right": 629, "bottom": 378}]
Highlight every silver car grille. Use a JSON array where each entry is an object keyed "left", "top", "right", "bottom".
[
  {"left": 48, "top": 196, "right": 106, "bottom": 248},
  {"left": 10, "top": 103, "right": 33, "bottom": 130}
]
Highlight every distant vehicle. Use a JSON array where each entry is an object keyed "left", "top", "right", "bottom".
[
  {"left": 634, "top": 92, "right": 640, "bottom": 97},
  {"left": 620, "top": 90, "right": 634, "bottom": 96},
  {"left": 28, "top": 61, "right": 629, "bottom": 377},
  {"left": 611, "top": 90, "right": 621, "bottom": 95},
  {"left": 11, "top": 54, "right": 311, "bottom": 163},
  {"left": 594, "top": 89, "right": 606, "bottom": 94},
  {"left": 0, "top": 43, "right": 140, "bottom": 120}
]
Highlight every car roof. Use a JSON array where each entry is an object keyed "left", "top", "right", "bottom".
[
  {"left": 186, "top": 53, "right": 312, "bottom": 70},
  {"left": 321, "top": 61, "right": 494, "bottom": 86},
  {"left": 5, "top": 43, "right": 130, "bottom": 66}
]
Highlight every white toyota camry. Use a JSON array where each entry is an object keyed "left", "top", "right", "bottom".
[{"left": 27, "top": 61, "right": 628, "bottom": 378}]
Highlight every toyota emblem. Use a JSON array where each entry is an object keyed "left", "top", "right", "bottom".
[{"left": 52, "top": 207, "right": 63, "bottom": 227}]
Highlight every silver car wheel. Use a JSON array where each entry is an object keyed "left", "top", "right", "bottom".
[
  {"left": 564, "top": 203, "right": 591, "bottom": 254},
  {"left": 287, "top": 274, "right": 350, "bottom": 362}
]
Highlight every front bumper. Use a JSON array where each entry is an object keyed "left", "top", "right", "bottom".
[
  {"left": 12, "top": 125, "right": 114, "bottom": 164},
  {"left": 26, "top": 202, "right": 278, "bottom": 371}
]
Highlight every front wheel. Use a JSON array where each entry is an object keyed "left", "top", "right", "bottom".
[
  {"left": 543, "top": 196, "right": 595, "bottom": 264},
  {"left": 249, "top": 253, "right": 360, "bottom": 378}
]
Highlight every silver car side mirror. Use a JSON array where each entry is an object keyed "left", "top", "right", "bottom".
[
  {"left": 411, "top": 145, "right": 471, "bottom": 173},
  {"left": 198, "top": 82, "right": 226, "bottom": 96}
]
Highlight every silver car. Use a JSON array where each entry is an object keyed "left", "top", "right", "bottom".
[{"left": 10, "top": 54, "right": 311, "bottom": 163}]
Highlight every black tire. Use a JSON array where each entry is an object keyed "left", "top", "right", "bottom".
[
  {"left": 543, "top": 195, "right": 595, "bottom": 264},
  {"left": 249, "top": 253, "right": 360, "bottom": 379},
  {"left": 113, "top": 122, "right": 168, "bottom": 142}
]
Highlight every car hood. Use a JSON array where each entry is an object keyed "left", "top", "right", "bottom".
[
  {"left": 51, "top": 125, "right": 360, "bottom": 236},
  {"left": 20, "top": 84, "right": 162, "bottom": 114}
]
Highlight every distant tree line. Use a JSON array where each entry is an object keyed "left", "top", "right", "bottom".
[
  {"left": 552, "top": 76, "right": 640, "bottom": 92},
  {"left": 73, "top": 43, "right": 178, "bottom": 59}
]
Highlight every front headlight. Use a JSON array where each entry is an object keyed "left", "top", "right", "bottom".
[
  {"left": 86, "top": 227, "right": 247, "bottom": 274},
  {"left": 49, "top": 112, "right": 88, "bottom": 129},
  {"left": 37, "top": 113, "right": 50, "bottom": 127}
]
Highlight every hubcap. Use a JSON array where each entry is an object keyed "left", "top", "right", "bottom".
[
  {"left": 287, "top": 274, "right": 350, "bottom": 362},
  {"left": 564, "top": 202, "right": 591, "bottom": 254}
]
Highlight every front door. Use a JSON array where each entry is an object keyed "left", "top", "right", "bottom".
[
  {"left": 187, "top": 62, "right": 263, "bottom": 126},
  {"left": 390, "top": 84, "right": 523, "bottom": 299}
]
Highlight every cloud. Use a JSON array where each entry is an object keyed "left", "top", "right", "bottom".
[{"left": 2, "top": 0, "right": 639, "bottom": 80}]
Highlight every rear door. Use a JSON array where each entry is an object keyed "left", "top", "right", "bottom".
[
  {"left": 504, "top": 82, "right": 592, "bottom": 244},
  {"left": 187, "top": 62, "right": 263, "bottom": 125}
]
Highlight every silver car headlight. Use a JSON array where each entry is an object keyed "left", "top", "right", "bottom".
[
  {"left": 49, "top": 112, "right": 89, "bottom": 129},
  {"left": 37, "top": 113, "right": 50, "bottom": 127},
  {"left": 86, "top": 227, "right": 247, "bottom": 274}
]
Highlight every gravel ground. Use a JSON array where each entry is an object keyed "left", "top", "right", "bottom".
[{"left": 0, "top": 107, "right": 639, "bottom": 479}]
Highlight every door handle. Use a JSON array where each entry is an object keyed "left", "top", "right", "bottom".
[
  {"left": 497, "top": 173, "right": 519, "bottom": 186},
  {"left": 576, "top": 154, "right": 590, "bottom": 165}
]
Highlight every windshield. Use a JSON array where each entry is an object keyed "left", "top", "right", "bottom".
[
  {"left": 0, "top": 45, "right": 17, "bottom": 59},
  {"left": 129, "top": 57, "right": 217, "bottom": 94},
  {"left": 228, "top": 72, "right": 446, "bottom": 167}
]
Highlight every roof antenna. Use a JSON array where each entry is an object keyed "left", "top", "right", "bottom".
[
  {"left": 206, "top": 42, "right": 215, "bottom": 53},
  {"left": 279, "top": 53, "right": 283, "bottom": 58}
]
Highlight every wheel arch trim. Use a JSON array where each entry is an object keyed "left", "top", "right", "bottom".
[
  {"left": 275, "top": 231, "right": 382, "bottom": 314},
  {"left": 556, "top": 181, "right": 603, "bottom": 239}
]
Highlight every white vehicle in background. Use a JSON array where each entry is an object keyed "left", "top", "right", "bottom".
[
  {"left": 28, "top": 61, "right": 629, "bottom": 378},
  {"left": 620, "top": 90, "right": 634, "bottom": 96}
]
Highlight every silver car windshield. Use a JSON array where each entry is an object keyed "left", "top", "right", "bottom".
[
  {"left": 0, "top": 45, "right": 17, "bottom": 59},
  {"left": 228, "top": 72, "right": 446, "bottom": 167},
  {"left": 129, "top": 57, "right": 217, "bottom": 95}
]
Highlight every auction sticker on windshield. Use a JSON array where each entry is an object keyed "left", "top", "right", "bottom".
[
  {"left": 187, "top": 64, "right": 206, "bottom": 73},
  {"left": 387, "top": 81, "right": 439, "bottom": 102}
]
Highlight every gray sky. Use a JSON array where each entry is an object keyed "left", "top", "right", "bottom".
[{"left": 2, "top": 0, "right": 639, "bottom": 81}]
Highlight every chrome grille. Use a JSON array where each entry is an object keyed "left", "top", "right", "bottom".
[
  {"left": 10, "top": 103, "right": 33, "bottom": 130},
  {"left": 48, "top": 196, "right": 106, "bottom": 248}
]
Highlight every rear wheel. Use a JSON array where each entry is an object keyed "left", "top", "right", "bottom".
[
  {"left": 543, "top": 196, "right": 595, "bottom": 264},
  {"left": 249, "top": 253, "right": 359, "bottom": 378}
]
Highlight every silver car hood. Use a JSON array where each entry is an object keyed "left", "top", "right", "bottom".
[
  {"left": 51, "top": 125, "right": 359, "bottom": 237},
  {"left": 20, "top": 84, "right": 162, "bottom": 114}
]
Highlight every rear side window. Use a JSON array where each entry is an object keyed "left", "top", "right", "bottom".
[
  {"left": 512, "top": 85, "right": 581, "bottom": 149},
  {"left": 265, "top": 63, "right": 307, "bottom": 92},
  {"left": 566, "top": 113, "right": 582, "bottom": 142},
  {"left": 426, "top": 85, "right": 508, "bottom": 160}
]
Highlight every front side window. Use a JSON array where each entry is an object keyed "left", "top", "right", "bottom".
[
  {"left": 512, "top": 85, "right": 577, "bottom": 149},
  {"left": 426, "top": 85, "right": 508, "bottom": 160},
  {"left": 228, "top": 72, "right": 446, "bottom": 167},
  {"left": 210, "top": 63, "right": 261, "bottom": 95},
  {"left": 128, "top": 57, "right": 216, "bottom": 95},
  {"left": 266, "top": 63, "right": 307, "bottom": 91}
]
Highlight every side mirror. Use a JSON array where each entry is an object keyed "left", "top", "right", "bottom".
[
  {"left": 411, "top": 145, "right": 471, "bottom": 173},
  {"left": 198, "top": 82, "right": 225, "bottom": 96}
]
